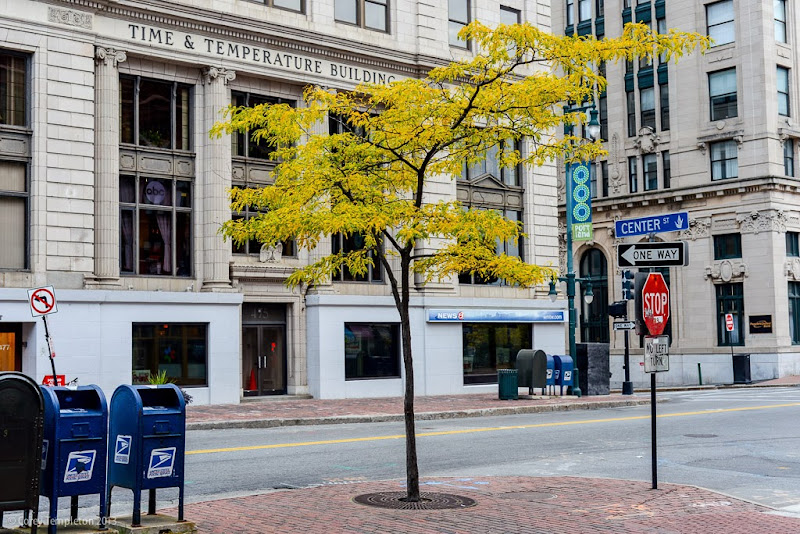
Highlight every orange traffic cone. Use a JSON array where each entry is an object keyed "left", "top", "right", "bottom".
[{"left": 248, "top": 368, "right": 257, "bottom": 391}]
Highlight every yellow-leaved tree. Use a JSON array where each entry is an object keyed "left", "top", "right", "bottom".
[{"left": 212, "top": 21, "right": 708, "bottom": 501}]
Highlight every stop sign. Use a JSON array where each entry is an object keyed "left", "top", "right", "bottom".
[{"left": 642, "top": 272, "right": 669, "bottom": 336}]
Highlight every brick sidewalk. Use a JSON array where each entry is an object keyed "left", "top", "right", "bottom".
[{"left": 164, "top": 476, "right": 800, "bottom": 533}]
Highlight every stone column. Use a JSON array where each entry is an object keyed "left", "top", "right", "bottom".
[
  {"left": 92, "top": 47, "right": 126, "bottom": 286},
  {"left": 201, "top": 67, "right": 236, "bottom": 290}
]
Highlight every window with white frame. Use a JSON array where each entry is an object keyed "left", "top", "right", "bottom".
[
  {"left": 778, "top": 66, "right": 790, "bottom": 116},
  {"left": 500, "top": 5, "right": 520, "bottom": 25},
  {"left": 709, "top": 68, "right": 737, "bottom": 121},
  {"left": 449, "top": 0, "right": 470, "bottom": 47},
  {"left": 628, "top": 156, "right": 638, "bottom": 193},
  {"left": 643, "top": 153, "right": 658, "bottom": 191},
  {"left": 640, "top": 87, "right": 656, "bottom": 131},
  {"left": 785, "top": 139, "right": 795, "bottom": 177},
  {"left": 269, "top": 0, "right": 303, "bottom": 12},
  {"left": 566, "top": 0, "right": 574, "bottom": 26},
  {"left": 710, "top": 140, "right": 738, "bottom": 180},
  {"left": 335, "top": 0, "right": 388, "bottom": 31},
  {"left": 578, "top": 0, "right": 591, "bottom": 21},
  {"left": 706, "top": 0, "right": 734, "bottom": 46}
]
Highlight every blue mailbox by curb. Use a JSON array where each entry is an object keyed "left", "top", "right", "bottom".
[
  {"left": 545, "top": 354, "right": 555, "bottom": 391},
  {"left": 107, "top": 384, "right": 186, "bottom": 527},
  {"left": 39, "top": 384, "right": 108, "bottom": 534},
  {"left": 553, "top": 355, "right": 574, "bottom": 395}
]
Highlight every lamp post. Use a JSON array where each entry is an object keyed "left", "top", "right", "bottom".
[{"left": 555, "top": 103, "right": 601, "bottom": 397}]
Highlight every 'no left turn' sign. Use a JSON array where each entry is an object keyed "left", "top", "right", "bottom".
[{"left": 28, "top": 286, "right": 58, "bottom": 317}]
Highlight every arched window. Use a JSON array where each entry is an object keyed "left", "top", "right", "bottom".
[{"left": 580, "top": 248, "right": 609, "bottom": 343}]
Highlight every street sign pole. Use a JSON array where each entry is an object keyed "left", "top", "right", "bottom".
[{"left": 651, "top": 371, "right": 657, "bottom": 489}]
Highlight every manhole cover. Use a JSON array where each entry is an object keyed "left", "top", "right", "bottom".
[
  {"left": 684, "top": 434, "right": 718, "bottom": 438},
  {"left": 353, "top": 491, "right": 477, "bottom": 510},
  {"left": 498, "top": 491, "right": 557, "bottom": 502}
]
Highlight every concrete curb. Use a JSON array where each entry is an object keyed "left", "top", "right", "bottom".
[{"left": 186, "top": 398, "right": 651, "bottom": 431}]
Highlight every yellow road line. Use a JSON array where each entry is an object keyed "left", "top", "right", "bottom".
[{"left": 186, "top": 402, "right": 800, "bottom": 456}]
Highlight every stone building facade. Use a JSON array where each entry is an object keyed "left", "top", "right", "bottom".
[
  {"left": 0, "top": 0, "right": 565, "bottom": 403},
  {"left": 556, "top": 0, "right": 800, "bottom": 386}
]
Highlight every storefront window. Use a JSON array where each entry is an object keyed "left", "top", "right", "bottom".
[
  {"left": 344, "top": 323, "right": 400, "bottom": 379},
  {"left": 132, "top": 323, "right": 208, "bottom": 386},
  {"left": 462, "top": 323, "right": 531, "bottom": 384}
]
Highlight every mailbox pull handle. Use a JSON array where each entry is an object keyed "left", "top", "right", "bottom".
[
  {"left": 153, "top": 420, "right": 171, "bottom": 435},
  {"left": 72, "top": 423, "right": 90, "bottom": 438}
]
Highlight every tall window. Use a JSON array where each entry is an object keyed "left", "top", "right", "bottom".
[
  {"left": 232, "top": 92, "right": 294, "bottom": 159},
  {"left": 643, "top": 153, "right": 658, "bottom": 190},
  {"left": 778, "top": 66, "right": 790, "bottom": 116},
  {"left": 710, "top": 140, "right": 738, "bottom": 180},
  {"left": 500, "top": 5, "right": 520, "bottom": 25},
  {"left": 628, "top": 156, "right": 638, "bottom": 193},
  {"left": 596, "top": 0, "right": 604, "bottom": 18},
  {"left": 335, "top": 0, "right": 388, "bottom": 31},
  {"left": 0, "top": 51, "right": 29, "bottom": 270},
  {"left": 626, "top": 91, "right": 636, "bottom": 136},
  {"left": 458, "top": 209, "right": 523, "bottom": 285},
  {"left": 132, "top": 324, "right": 208, "bottom": 386},
  {"left": 662, "top": 151, "right": 671, "bottom": 188},
  {"left": 657, "top": 17, "right": 668, "bottom": 63},
  {"left": 775, "top": 0, "right": 787, "bottom": 43},
  {"left": 601, "top": 160, "right": 609, "bottom": 197},
  {"left": 707, "top": 0, "right": 734, "bottom": 46},
  {"left": 790, "top": 282, "right": 800, "bottom": 344},
  {"left": 345, "top": 323, "right": 400, "bottom": 379},
  {"left": 120, "top": 75, "right": 192, "bottom": 150},
  {"left": 590, "top": 162, "right": 598, "bottom": 198},
  {"left": 120, "top": 176, "right": 193, "bottom": 276},
  {"left": 785, "top": 139, "right": 795, "bottom": 177},
  {"left": 659, "top": 83, "right": 670, "bottom": 130},
  {"left": 716, "top": 283, "right": 744, "bottom": 346},
  {"left": 230, "top": 186, "right": 296, "bottom": 258},
  {"left": 331, "top": 232, "right": 383, "bottom": 282},
  {"left": 709, "top": 69, "right": 737, "bottom": 121},
  {"left": 713, "top": 233, "right": 742, "bottom": 260},
  {"left": 580, "top": 248, "right": 609, "bottom": 343},
  {"left": 578, "top": 0, "right": 591, "bottom": 21},
  {"left": 599, "top": 94, "right": 608, "bottom": 141},
  {"left": 640, "top": 87, "right": 656, "bottom": 131},
  {"left": 786, "top": 231, "right": 799, "bottom": 257},
  {"left": 566, "top": 0, "right": 574, "bottom": 26},
  {"left": 460, "top": 140, "right": 520, "bottom": 186},
  {"left": 269, "top": 0, "right": 303, "bottom": 11},
  {"left": 449, "top": 0, "right": 470, "bottom": 47}
]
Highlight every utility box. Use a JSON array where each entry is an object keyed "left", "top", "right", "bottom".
[
  {"left": 107, "top": 384, "right": 186, "bottom": 527},
  {"left": 732, "top": 354, "right": 751, "bottom": 384},
  {"left": 515, "top": 350, "right": 553, "bottom": 393},
  {"left": 576, "top": 343, "right": 611, "bottom": 396},
  {"left": 0, "top": 372, "right": 45, "bottom": 533},
  {"left": 553, "top": 355, "right": 574, "bottom": 395},
  {"left": 40, "top": 384, "right": 109, "bottom": 533}
]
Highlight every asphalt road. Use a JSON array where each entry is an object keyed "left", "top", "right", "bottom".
[{"left": 12, "top": 387, "right": 800, "bottom": 525}]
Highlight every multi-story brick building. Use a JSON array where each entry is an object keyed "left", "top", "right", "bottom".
[
  {"left": 0, "top": 1, "right": 566, "bottom": 403},
  {"left": 557, "top": 0, "right": 800, "bottom": 386}
]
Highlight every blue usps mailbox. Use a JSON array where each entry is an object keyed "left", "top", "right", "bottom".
[
  {"left": 553, "top": 355, "right": 575, "bottom": 395},
  {"left": 39, "top": 385, "right": 108, "bottom": 534},
  {"left": 107, "top": 384, "right": 186, "bottom": 527}
]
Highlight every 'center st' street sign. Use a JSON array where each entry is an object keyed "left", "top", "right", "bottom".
[
  {"left": 615, "top": 212, "right": 689, "bottom": 238},
  {"left": 617, "top": 242, "right": 688, "bottom": 268}
]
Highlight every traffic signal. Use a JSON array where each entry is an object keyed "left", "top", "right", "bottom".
[{"left": 621, "top": 269, "right": 635, "bottom": 300}]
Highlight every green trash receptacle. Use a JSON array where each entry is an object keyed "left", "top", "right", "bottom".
[{"left": 498, "top": 369, "right": 519, "bottom": 400}]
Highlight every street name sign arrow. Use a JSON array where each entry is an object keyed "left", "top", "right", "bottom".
[
  {"left": 618, "top": 242, "right": 688, "bottom": 268},
  {"left": 615, "top": 212, "right": 689, "bottom": 238}
]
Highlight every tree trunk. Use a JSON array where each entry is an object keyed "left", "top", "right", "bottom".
[{"left": 399, "top": 255, "right": 420, "bottom": 501}]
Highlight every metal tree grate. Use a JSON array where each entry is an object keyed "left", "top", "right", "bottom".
[{"left": 352, "top": 491, "right": 477, "bottom": 510}]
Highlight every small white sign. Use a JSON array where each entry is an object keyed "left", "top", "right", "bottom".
[
  {"left": 28, "top": 286, "right": 58, "bottom": 317},
  {"left": 613, "top": 321, "right": 636, "bottom": 331},
  {"left": 147, "top": 447, "right": 176, "bottom": 479},
  {"left": 644, "top": 336, "right": 670, "bottom": 373},
  {"left": 64, "top": 450, "right": 96, "bottom": 483},
  {"left": 114, "top": 435, "right": 132, "bottom": 465}
]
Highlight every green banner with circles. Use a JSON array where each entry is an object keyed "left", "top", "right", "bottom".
[{"left": 568, "top": 162, "right": 593, "bottom": 242}]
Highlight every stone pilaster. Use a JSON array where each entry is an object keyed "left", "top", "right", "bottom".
[
  {"left": 92, "top": 47, "right": 126, "bottom": 286},
  {"left": 201, "top": 67, "right": 236, "bottom": 290}
]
